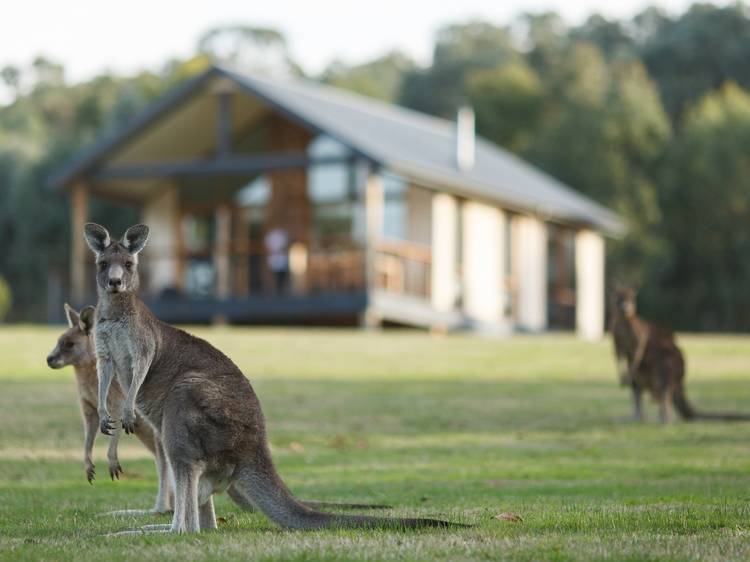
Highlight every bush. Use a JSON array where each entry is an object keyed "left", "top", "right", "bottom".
[{"left": 0, "top": 276, "right": 11, "bottom": 321}]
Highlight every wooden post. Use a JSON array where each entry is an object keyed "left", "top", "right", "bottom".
[
  {"left": 215, "top": 203, "right": 232, "bottom": 301},
  {"left": 70, "top": 182, "right": 89, "bottom": 303},
  {"left": 142, "top": 183, "right": 179, "bottom": 296},
  {"left": 233, "top": 207, "right": 249, "bottom": 298},
  {"left": 362, "top": 162, "right": 383, "bottom": 328}
]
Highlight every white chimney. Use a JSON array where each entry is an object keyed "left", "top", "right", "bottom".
[{"left": 456, "top": 106, "right": 475, "bottom": 172}]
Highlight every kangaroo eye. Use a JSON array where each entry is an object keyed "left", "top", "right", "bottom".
[
  {"left": 64, "top": 341, "right": 74, "bottom": 349},
  {"left": 125, "top": 261, "right": 133, "bottom": 270},
  {"left": 98, "top": 261, "right": 108, "bottom": 271}
]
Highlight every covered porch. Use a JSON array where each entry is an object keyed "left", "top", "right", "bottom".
[{"left": 61, "top": 71, "right": 430, "bottom": 324}]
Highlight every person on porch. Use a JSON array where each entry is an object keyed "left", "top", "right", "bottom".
[{"left": 265, "top": 226, "right": 290, "bottom": 294}]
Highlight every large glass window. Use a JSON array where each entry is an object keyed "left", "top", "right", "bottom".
[
  {"left": 383, "top": 173, "right": 407, "bottom": 240},
  {"left": 236, "top": 175, "right": 271, "bottom": 293},
  {"left": 307, "top": 135, "right": 355, "bottom": 247},
  {"left": 547, "top": 224, "right": 576, "bottom": 329},
  {"left": 182, "top": 213, "right": 216, "bottom": 298}
]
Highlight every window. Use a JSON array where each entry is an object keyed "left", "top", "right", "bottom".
[
  {"left": 383, "top": 173, "right": 407, "bottom": 240},
  {"left": 307, "top": 135, "right": 355, "bottom": 247},
  {"left": 182, "top": 213, "right": 216, "bottom": 298}
]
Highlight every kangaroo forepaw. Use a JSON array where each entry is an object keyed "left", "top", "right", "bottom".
[
  {"left": 100, "top": 415, "right": 116, "bottom": 436},
  {"left": 109, "top": 461, "right": 124, "bottom": 481},
  {"left": 121, "top": 411, "right": 137, "bottom": 435}
]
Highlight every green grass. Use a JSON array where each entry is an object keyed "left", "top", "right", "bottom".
[{"left": 2, "top": 326, "right": 750, "bottom": 561}]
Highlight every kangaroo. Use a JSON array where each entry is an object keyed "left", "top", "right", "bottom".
[
  {"left": 609, "top": 286, "right": 750, "bottom": 424},
  {"left": 48, "top": 306, "right": 387, "bottom": 516},
  {"left": 84, "top": 223, "right": 456, "bottom": 534},
  {"left": 47, "top": 303, "right": 174, "bottom": 514}
]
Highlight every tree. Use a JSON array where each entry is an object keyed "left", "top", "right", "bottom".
[
  {"left": 468, "top": 61, "right": 544, "bottom": 152},
  {"left": 197, "top": 26, "right": 299, "bottom": 76},
  {"left": 1, "top": 65, "right": 21, "bottom": 98},
  {"left": 400, "top": 21, "right": 518, "bottom": 118},
  {"left": 656, "top": 83, "right": 750, "bottom": 329},
  {"left": 321, "top": 51, "right": 415, "bottom": 102},
  {"left": 637, "top": 4, "right": 750, "bottom": 120}
]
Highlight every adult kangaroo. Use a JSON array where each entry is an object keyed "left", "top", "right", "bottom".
[
  {"left": 84, "top": 223, "right": 462, "bottom": 534},
  {"left": 609, "top": 286, "right": 750, "bottom": 424},
  {"left": 47, "top": 304, "right": 383, "bottom": 517}
]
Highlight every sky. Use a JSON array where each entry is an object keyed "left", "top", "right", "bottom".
[{"left": 0, "top": 0, "right": 731, "bottom": 82}]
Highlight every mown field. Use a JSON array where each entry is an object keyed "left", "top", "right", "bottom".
[{"left": 1, "top": 326, "right": 750, "bottom": 561}]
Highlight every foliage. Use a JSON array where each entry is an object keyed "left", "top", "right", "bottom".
[
  {"left": 0, "top": 276, "right": 10, "bottom": 321},
  {"left": 321, "top": 51, "right": 415, "bottom": 102}
]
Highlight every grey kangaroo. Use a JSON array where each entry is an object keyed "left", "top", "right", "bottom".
[
  {"left": 48, "top": 305, "right": 386, "bottom": 516},
  {"left": 84, "top": 223, "right": 456, "bottom": 534},
  {"left": 47, "top": 303, "right": 174, "bottom": 514}
]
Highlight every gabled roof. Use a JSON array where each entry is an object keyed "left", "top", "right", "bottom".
[{"left": 51, "top": 64, "right": 625, "bottom": 235}]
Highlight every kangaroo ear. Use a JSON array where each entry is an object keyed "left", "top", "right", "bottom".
[
  {"left": 84, "top": 223, "right": 111, "bottom": 254},
  {"left": 79, "top": 306, "right": 96, "bottom": 335},
  {"left": 122, "top": 224, "right": 149, "bottom": 255},
  {"left": 63, "top": 303, "right": 79, "bottom": 328}
]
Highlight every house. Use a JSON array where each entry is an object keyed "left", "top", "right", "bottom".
[{"left": 50, "top": 64, "right": 624, "bottom": 338}]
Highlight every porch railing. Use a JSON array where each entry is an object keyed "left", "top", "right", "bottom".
[
  {"left": 374, "top": 239, "right": 432, "bottom": 299},
  {"left": 140, "top": 238, "right": 433, "bottom": 301}
]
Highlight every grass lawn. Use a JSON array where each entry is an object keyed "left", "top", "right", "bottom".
[{"left": 1, "top": 326, "right": 750, "bottom": 561}]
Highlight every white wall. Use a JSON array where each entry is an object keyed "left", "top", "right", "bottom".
[
  {"left": 462, "top": 202, "right": 506, "bottom": 328},
  {"left": 431, "top": 193, "right": 458, "bottom": 313},
  {"left": 575, "top": 229, "right": 605, "bottom": 340},
  {"left": 142, "top": 184, "right": 179, "bottom": 294},
  {"left": 513, "top": 215, "right": 548, "bottom": 332},
  {"left": 407, "top": 186, "right": 432, "bottom": 245}
]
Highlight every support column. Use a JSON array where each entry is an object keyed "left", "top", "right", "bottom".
[
  {"left": 142, "top": 184, "right": 179, "bottom": 295},
  {"left": 214, "top": 203, "right": 232, "bottom": 300},
  {"left": 70, "top": 182, "right": 89, "bottom": 303},
  {"left": 514, "top": 216, "right": 548, "bottom": 332},
  {"left": 461, "top": 202, "right": 506, "bottom": 332},
  {"left": 362, "top": 162, "right": 384, "bottom": 328},
  {"left": 233, "top": 207, "right": 249, "bottom": 298},
  {"left": 431, "top": 193, "right": 458, "bottom": 314},
  {"left": 575, "top": 229, "right": 605, "bottom": 340}
]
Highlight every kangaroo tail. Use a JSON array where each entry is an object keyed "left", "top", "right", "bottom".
[
  {"left": 226, "top": 485, "right": 391, "bottom": 512},
  {"left": 672, "top": 386, "right": 697, "bottom": 420},
  {"left": 692, "top": 411, "right": 750, "bottom": 422},
  {"left": 672, "top": 387, "right": 750, "bottom": 422},
  {"left": 230, "top": 445, "right": 467, "bottom": 530}
]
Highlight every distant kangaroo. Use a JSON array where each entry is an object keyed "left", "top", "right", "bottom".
[
  {"left": 47, "top": 303, "right": 174, "bottom": 514},
  {"left": 609, "top": 286, "right": 750, "bottom": 424},
  {"left": 84, "top": 223, "right": 459, "bottom": 534},
  {"left": 48, "top": 305, "right": 387, "bottom": 517}
]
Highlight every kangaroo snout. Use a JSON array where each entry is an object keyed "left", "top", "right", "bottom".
[
  {"left": 47, "top": 353, "right": 62, "bottom": 368},
  {"left": 108, "top": 277, "right": 122, "bottom": 288}
]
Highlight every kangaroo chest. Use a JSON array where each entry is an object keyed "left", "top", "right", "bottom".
[{"left": 95, "top": 317, "right": 136, "bottom": 391}]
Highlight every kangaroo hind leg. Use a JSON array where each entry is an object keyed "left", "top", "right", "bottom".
[
  {"left": 199, "top": 496, "right": 217, "bottom": 531},
  {"left": 169, "top": 461, "right": 203, "bottom": 533}
]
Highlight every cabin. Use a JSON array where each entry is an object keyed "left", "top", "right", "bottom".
[{"left": 50, "top": 64, "right": 624, "bottom": 338}]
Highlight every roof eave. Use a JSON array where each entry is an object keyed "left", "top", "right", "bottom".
[{"left": 384, "top": 160, "right": 627, "bottom": 237}]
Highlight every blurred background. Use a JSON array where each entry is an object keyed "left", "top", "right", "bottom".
[{"left": 1, "top": 0, "right": 749, "bottom": 333}]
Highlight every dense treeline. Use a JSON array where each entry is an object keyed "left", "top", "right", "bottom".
[{"left": 2, "top": 4, "right": 750, "bottom": 329}]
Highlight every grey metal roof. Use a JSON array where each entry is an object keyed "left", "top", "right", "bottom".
[
  {"left": 221, "top": 66, "right": 624, "bottom": 235},
  {"left": 52, "top": 64, "right": 625, "bottom": 235}
]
